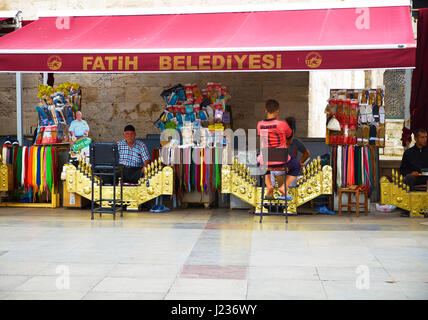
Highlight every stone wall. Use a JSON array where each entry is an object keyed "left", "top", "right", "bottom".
[
  {"left": 380, "top": 119, "right": 405, "bottom": 159},
  {"left": 0, "top": 72, "right": 309, "bottom": 142},
  {"left": 308, "top": 70, "right": 366, "bottom": 137},
  {"left": 0, "top": 73, "right": 40, "bottom": 137}
]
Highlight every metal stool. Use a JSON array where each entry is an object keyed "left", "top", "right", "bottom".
[{"left": 258, "top": 148, "right": 290, "bottom": 224}]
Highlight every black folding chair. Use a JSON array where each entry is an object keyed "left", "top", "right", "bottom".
[
  {"left": 259, "top": 148, "right": 290, "bottom": 224},
  {"left": 90, "top": 142, "right": 123, "bottom": 220}
]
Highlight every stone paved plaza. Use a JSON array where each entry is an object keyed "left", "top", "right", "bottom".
[{"left": 0, "top": 205, "right": 427, "bottom": 300}]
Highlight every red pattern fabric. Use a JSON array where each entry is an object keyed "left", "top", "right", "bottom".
[
  {"left": 401, "top": 124, "right": 412, "bottom": 147},
  {"left": 409, "top": 8, "right": 428, "bottom": 134}
]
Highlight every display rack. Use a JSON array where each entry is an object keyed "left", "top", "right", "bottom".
[{"left": 0, "top": 147, "right": 60, "bottom": 208}]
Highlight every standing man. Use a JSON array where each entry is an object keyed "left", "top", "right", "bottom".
[
  {"left": 400, "top": 128, "right": 428, "bottom": 190},
  {"left": 117, "top": 125, "right": 151, "bottom": 184},
  {"left": 69, "top": 111, "right": 89, "bottom": 141}
]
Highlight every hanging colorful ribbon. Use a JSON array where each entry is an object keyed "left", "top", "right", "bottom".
[
  {"left": 36, "top": 146, "right": 42, "bottom": 193},
  {"left": 16, "top": 146, "right": 23, "bottom": 189},
  {"left": 360, "top": 146, "right": 364, "bottom": 186},
  {"left": 20, "top": 146, "right": 26, "bottom": 187},
  {"left": 178, "top": 147, "right": 183, "bottom": 201},
  {"left": 354, "top": 146, "right": 359, "bottom": 186},
  {"left": 184, "top": 148, "right": 188, "bottom": 192},
  {"left": 200, "top": 148, "right": 203, "bottom": 201},
  {"left": 362, "top": 147, "right": 370, "bottom": 194},
  {"left": 339, "top": 146, "right": 342, "bottom": 188},
  {"left": 32, "top": 146, "right": 37, "bottom": 191},
  {"left": 367, "top": 147, "right": 373, "bottom": 194},
  {"left": 205, "top": 149, "right": 209, "bottom": 194},
  {"left": 12, "top": 146, "right": 18, "bottom": 189},
  {"left": 346, "top": 146, "right": 350, "bottom": 187},
  {"left": 195, "top": 149, "right": 199, "bottom": 193},
  {"left": 210, "top": 147, "right": 215, "bottom": 193},
  {"left": 46, "top": 146, "right": 52, "bottom": 197},
  {"left": 215, "top": 147, "right": 220, "bottom": 190},
  {"left": 52, "top": 146, "right": 58, "bottom": 193},
  {"left": 188, "top": 148, "right": 191, "bottom": 192},
  {"left": 40, "top": 146, "right": 45, "bottom": 194},
  {"left": 343, "top": 145, "right": 346, "bottom": 188},
  {"left": 44, "top": 146, "right": 48, "bottom": 193},
  {"left": 27, "top": 147, "right": 32, "bottom": 190},
  {"left": 190, "top": 147, "right": 193, "bottom": 192}
]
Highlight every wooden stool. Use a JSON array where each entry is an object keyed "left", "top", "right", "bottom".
[{"left": 338, "top": 187, "right": 368, "bottom": 217}]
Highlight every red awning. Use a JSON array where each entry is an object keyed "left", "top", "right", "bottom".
[{"left": 0, "top": 4, "right": 416, "bottom": 72}]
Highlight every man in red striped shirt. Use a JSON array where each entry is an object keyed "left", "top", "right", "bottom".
[{"left": 257, "top": 99, "right": 300, "bottom": 199}]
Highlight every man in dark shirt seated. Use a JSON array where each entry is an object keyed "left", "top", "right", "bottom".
[{"left": 399, "top": 128, "right": 428, "bottom": 190}]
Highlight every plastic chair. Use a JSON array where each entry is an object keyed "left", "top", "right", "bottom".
[{"left": 90, "top": 143, "right": 124, "bottom": 220}]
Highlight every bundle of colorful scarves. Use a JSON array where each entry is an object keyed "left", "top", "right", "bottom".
[
  {"left": 1, "top": 145, "right": 58, "bottom": 201},
  {"left": 161, "top": 146, "right": 223, "bottom": 202},
  {"left": 332, "top": 145, "right": 376, "bottom": 195}
]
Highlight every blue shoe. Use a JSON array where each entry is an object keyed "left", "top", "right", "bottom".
[
  {"left": 155, "top": 205, "right": 170, "bottom": 213},
  {"left": 160, "top": 205, "right": 170, "bottom": 213},
  {"left": 317, "top": 205, "right": 335, "bottom": 215},
  {"left": 150, "top": 204, "right": 159, "bottom": 212},
  {"left": 277, "top": 195, "right": 293, "bottom": 201}
]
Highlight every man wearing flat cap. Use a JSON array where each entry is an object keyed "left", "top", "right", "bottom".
[{"left": 117, "top": 125, "right": 151, "bottom": 183}]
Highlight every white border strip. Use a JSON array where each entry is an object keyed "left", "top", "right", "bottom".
[
  {"left": 0, "top": 10, "right": 19, "bottom": 19},
  {"left": 0, "top": 67, "right": 416, "bottom": 74},
  {"left": 0, "top": 44, "right": 416, "bottom": 54},
  {"left": 37, "top": 0, "right": 411, "bottom": 18}
]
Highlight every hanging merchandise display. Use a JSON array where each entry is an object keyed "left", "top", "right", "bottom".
[
  {"left": 1, "top": 80, "right": 69, "bottom": 207},
  {"left": 0, "top": 145, "right": 60, "bottom": 207},
  {"left": 160, "top": 144, "right": 229, "bottom": 208},
  {"left": 34, "top": 82, "right": 82, "bottom": 145},
  {"left": 325, "top": 89, "right": 385, "bottom": 148},
  {"left": 153, "top": 82, "right": 232, "bottom": 207},
  {"left": 155, "top": 82, "right": 232, "bottom": 146},
  {"left": 331, "top": 145, "right": 376, "bottom": 196}
]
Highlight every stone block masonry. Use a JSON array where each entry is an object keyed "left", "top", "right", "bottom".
[{"left": 0, "top": 72, "right": 310, "bottom": 142}]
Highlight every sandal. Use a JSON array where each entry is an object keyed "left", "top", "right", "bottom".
[{"left": 277, "top": 195, "right": 293, "bottom": 201}]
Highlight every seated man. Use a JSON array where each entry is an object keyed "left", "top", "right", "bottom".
[
  {"left": 269, "top": 117, "right": 309, "bottom": 187},
  {"left": 285, "top": 117, "right": 310, "bottom": 166},
  {"left": 117, "top": 125, "right": 151, "bottom": 184},
  {"left": 399, "top": 128, "right": 428, "bottom": 190},
  {"left": 257, "top": 99, "right": 300, "bottom": 199}
]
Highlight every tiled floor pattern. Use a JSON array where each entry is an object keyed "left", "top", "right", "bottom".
[{"left": 0, "top": 206, "right": 428, "bottom": 299}]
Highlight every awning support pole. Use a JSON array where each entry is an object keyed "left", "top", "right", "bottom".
[
  {"left": 15, "top": 11, "right": 23, "bottom": 146},
  {"left": 16, "top": 72, "right": 23, "bottom": 146}
]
